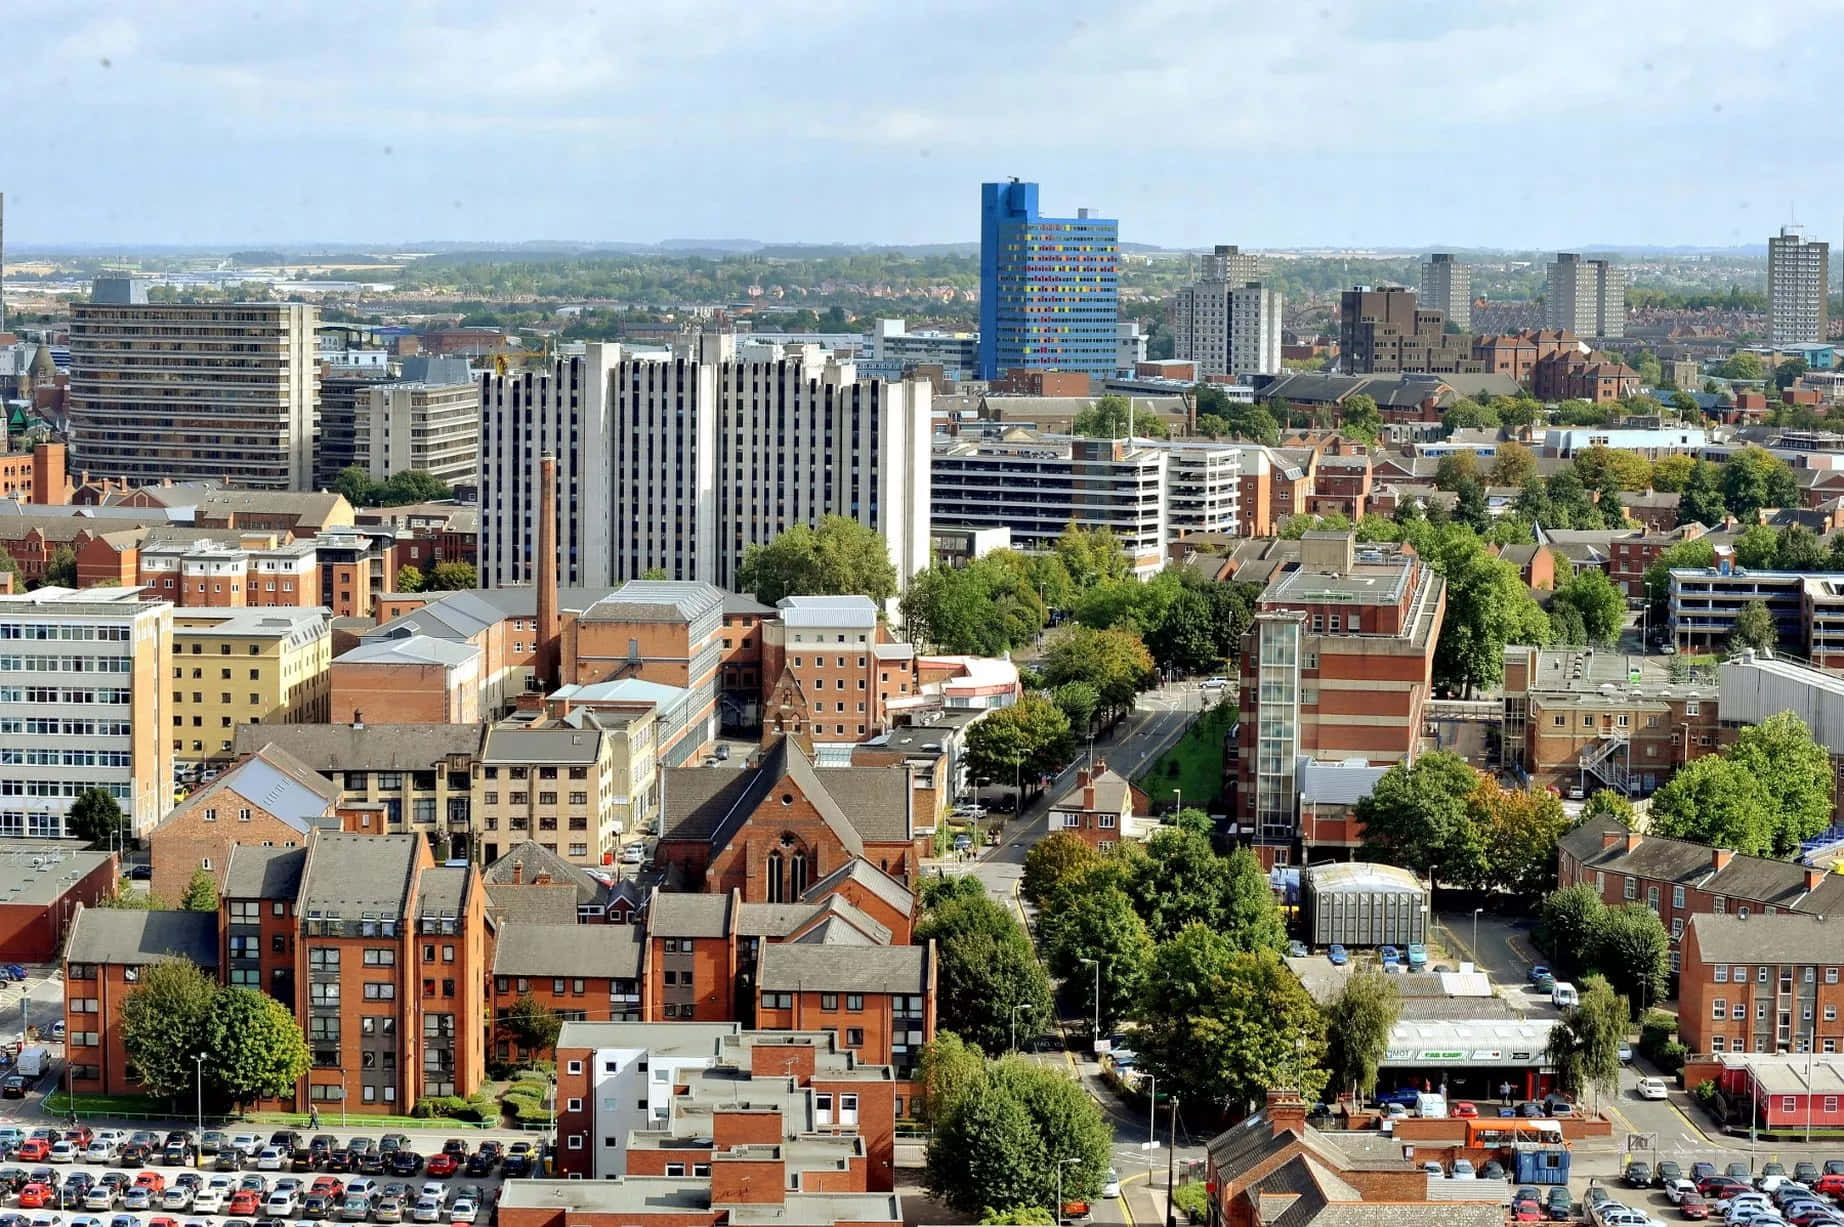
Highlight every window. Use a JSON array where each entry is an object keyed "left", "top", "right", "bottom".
[
  {"left": 846, "top": 994, "right": 864, "bottom": 1012},
  {"left": 1829, "top": 968, "right": 1840, "bottom": 984},
  {"left": 363, "top": 948, "right": 395, "bottom": 966},
  {"left": 1624, "top": 876, "right": 1637, "bottom": 900},
  {"left": 846, "top": 1028, "right": 864, "bottom": 1047},
  {"left": 1712, "top": 1036, "right": 1725, "bottom": 1053},
  {"left": 665, "top": 1164, "right": 685, "bottom": 1178},
  {"left": 820, "top": 993, "right": 838, "bottom": 1011},
  {"left": 1713, "top": 997, "right": 1726, "bottom": 1018},
  {"left": 363, "top": 982, "right": 397, "bottom": 1000},
  {"left": 1672, "top": 885, "right": 1685, "bottom": 908}
]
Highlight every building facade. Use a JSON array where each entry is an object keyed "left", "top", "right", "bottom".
[
  {"left": 358, "top": 376, "right": 480, "bottom": 488},
  {"left": 171, "top": 608, "right": 331, "bottom": 768},
  {"left": 1419, "top": 253, "right": 1472, "bottom": 332},
  {"left": 0, "top": 588, "right": 174, "bottom": 838},
  {"left": 1338, "top": 287, "right": 1479, "bottom": 375},
  {"left": 1546, "top": 254, "right": 1625, "bottom": 339},
  {"left": 1171, "top": 270, "right": 1283, "bottom": 379},
  {"left": 977, "top": 180, "right": 1120, "bottom": 381},
  {"left": 68, "top": 284, "right": 318, "bottom": 489},
  {"left": 1768, "top": 225, "right": 1830, "bottom": 346},
  {"left": 1681, "top": 913, "right": 1844, "bottom": 1058}
]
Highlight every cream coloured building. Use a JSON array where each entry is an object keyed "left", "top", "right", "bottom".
[{"left": 172, "top": 608, "right": 331, "bottom": 768}]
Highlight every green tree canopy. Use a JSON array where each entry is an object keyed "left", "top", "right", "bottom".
[
  {"left": 1020, "top": 831, "right": 1102, "bottom": 908},
  {"left": 1722, "top": 446, "right": 1799, "bottom": 521},
  {"left": 1717, "top": 351, "right": 1765, "bottom": 381},
  {"left": 915, "top": 1032, "right": 987, "bottom": 1125},
  {"left": 1677, "top": 460, "right": 1728, "bottom": 527},
  {"left": 205, "top": 986, "right": 310, "bottom": 1109},
  {"left": 1730, "top": 599, "right": 1778, "bottom": 654},
  {"left": 1733, "top": 523, "right": 1780, "bottom": 570},
  {"left": 926, "top": 1057, "right": 1112, "bottom": 1217},
  {"left": 1470, "top": 777, "right": 1571, "bottom": 895},
  {"left": 736, "top": 516, "right": 897, "bottom": 604},
  {"left": 901, "top": 558, "right": 1047, "bottom": 655},
  {"left": 66, "top": 789, "right": 127, "bottom": 850},
  {"left": 1038, "top": 884, "right": 1154, "bottom": 1036},
  {"left": 964, "top": 695, "right": 1072, "bottom": 788},
  {"left": 180, "top": 868, "right": 219, "bottom": 913},
  {"left": 1419, "top": 526, "right": 1551, "bottom": 693},
  {"left": 1053, "top": 526, "right": 1132, "bottom": 592},
  {"left": 1356, "top": 751, "right": 1485, "bottom": 888},
  {"left": 427, "top": 561, "right": 478, "bottom": 591},
  {"left": 915, "top": 887, "right": 1053, "bottom": 1054},
  {"left": 1048, "top": 682, "right": 1099, "bottom": 737},
  {"left": 1649, "top": 454, "right": 1696, "bottom": 492},
  {"left": 118, "top": 956, "right": 217, "bottom": 1098},
  {"left": 1649, "top": 754, "right": 1773, "bottom": 855},
  {"left": 1538, "top": 884, "right": 1608, "bottom": 973},
  {"left": 1546, "top": 975, "right": 1627, "bottom": 1102},
  {"left": 1073, "top": 394, "right": 1169, "bottom": 440},
  {"left": 393, "top": 564, "right": 425, "bottom": 594},
  {"left": 1490, "top": 443, "right": 1539, "bottom": 488},
  {"left": 1145, "top": 588, "right": 1221, "bottom": 675},
  {"left": 1039, "top": 625, "right": 1155, "bottom": 717},
  {"left": 1550, "top": 569, "right": 1626, "bottom": 647},
  {"left": 1322, "top": 968, "right": 1402, "bottom": 1101},
  {"left": 1728, "top": 711, "right": 1836, "bottom": 856},
  {"left": 506, "top": 992, "right": 564, "bottom": 1055},
  {"left": 1590, "top": 903, "right": 1670, "bottom": 1017}
]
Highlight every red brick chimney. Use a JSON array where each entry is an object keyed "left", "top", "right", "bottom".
[
  {"left": 1712, "top": 848, "right": 1734, "bottom": 871},
  {"left": 1624, "top": 831, "right": 1643, "bottom": 853},
  {"left": 1807, "top": 868, "right": 1826, "bottom": 892},
  {"left": 1601, "top": 830, "right": 1625, "bottom": 850},
  {"left": 535, "top": 453, "right": 559, "bottom": 689},
  {"left": 1266, "top": 1087, "right": 1307, "bottom": 1137},
  {"left": 1077, "top": 768, "right": 1095, "bottom": 811}
]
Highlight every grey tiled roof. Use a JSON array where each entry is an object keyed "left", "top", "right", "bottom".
[
  {"left": 416, "top": 866, "right": 470, "bottom": 918},
  {"left": 756, "top": 944, "right": 925, "bottom": 993},
  {"left": 648, "top": 890, "right": 732, "bottom": 938},
  {"left": 298, "top": 832, "right": 420, "bottom": 918},
  {"left": 485, "top": 883, "right": 581, "bottom": 927},
  {"left": 222, "top": 844, "right": 307, "bottom": 900},
  {"left": 492, "top": 922, "right": 643, "bottom": 979},
  {"left": 481, "top": 725, "right": 604, "bottom": 765},
  {"left": 66, "top": 907, "right": 219, "bottom": 967},
  {"left": 1560, "top": 817, "right": 1844, "bottom": 914},
  {"left": 1685, "top": 912, "right": 1838, "bottom": 964},
  {"left": 581, "top": 580, "right": 725, "bottom": 625},
  {"left": 232, "top": 723, "right": 483, "bottom": 771},
  {"left": 482, "top": 841, "right": 606, "bottom": 908},
  {"left": 809, "top": 765, "right": 910, "bottom": 845},
  {"left": 802, "top": 859, "right": 913, "bottom": 919}
]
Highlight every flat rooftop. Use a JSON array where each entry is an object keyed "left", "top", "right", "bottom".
[
  {"left": 0, "top": 841, "right": 115, "bottom": 908},
  {"left": 1266, "top": 557, "right": 1412, "bottom": 607}
]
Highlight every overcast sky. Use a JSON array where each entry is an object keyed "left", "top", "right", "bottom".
[{"left": 11, "top": 0, "right": 1842, "bottom": 251}]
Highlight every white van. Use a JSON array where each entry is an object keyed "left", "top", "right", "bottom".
[
  {"left": 1551, "top": 981, "right": 1579, "bottom": 1008},
  {"left": 1414, "top": 1091, "right": 1448, "bottom": 1118}
]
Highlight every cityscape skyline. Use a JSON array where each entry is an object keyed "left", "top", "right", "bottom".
[{"left": 13, "top": 0, "right": 1844, "bottom": 250}]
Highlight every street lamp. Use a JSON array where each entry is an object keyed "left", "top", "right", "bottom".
[
  {"left": 1078, "top": 957, "right": 1101, "bottom": 1044},
  {"left": 1471, "top": 907, "right": 1484, "bottom": 963},
  {"left": 193, "top": 1053, "right": 206, "bottom": 1166},
  {"left": 1054, "top": 1156, "right": 1080, "bottom": 1227},
  {"left": 1144, "top": 1073, "right": 1159, "bottom": 1189},
  {"left": 1011, "top": 1003, "right": 1031, "bottom": 1054}
]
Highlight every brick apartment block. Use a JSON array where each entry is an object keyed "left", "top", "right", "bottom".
[
  {"left": 146, "top": 744, "right": 339, "bottom": 903},
  {"left": 1680, "top": 912, "right": 1844, "bottom": 1058}
]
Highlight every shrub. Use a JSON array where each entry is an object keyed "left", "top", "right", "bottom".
[
  {"left": 1691, "top": 1079, "right": 1719, "bottom": 1107},
  {"left": 1172, "top": 1183, "right": 1210, "bottom": 1225},
  {"left": 1654, "top": 1041, "right": 1687, "bottom": 1074}
]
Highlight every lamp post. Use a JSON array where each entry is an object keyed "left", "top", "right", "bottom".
[
  {"left": 1166, "top": 1094, "right": 1181, "bottom": 1227},
  {"left": 193, "top": 1053, "right": 206, "bottom": 1166},
  {"left": 1174, "top": 788, "right": 1181, "bottom": 820},
  {"left": 1055, "top": 1156, "right": 1080, "bottom": 1227},
  {"left": 1011, "top": 1003, "right": 1031, "bottom": 1054},
  {"left": 1078, "top": 957, "right": 1100, "bottom": 1044},
  {"left": 1145, "top": 1073, "right": 1158, "bottom": 1189},
  {"left": 1471, "top": 907, "right": 1484, "bottom": 963}
]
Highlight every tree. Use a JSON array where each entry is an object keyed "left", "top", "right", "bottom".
[
  {"left": 95, "top": 885, "right": 169, "bottom": 910},
  {"left": 1147, "top": 589, "right": 1220, "bottom": 675},
  {"left": 1538, "top": 885, "right": 1608, "bottom": 971},
  {"left": 393, "top": 564, "right": 425, "bottom": 593},
  {"left": 1546, "top": 976, "right": 1627, "bottom": 1103},
  {"left": 1441, "top": 397, "right": 1497, "bottom": 433},
  {"left": 1669, "top": 389, "right": 1700, "bottom": 416},
  {"left": 1073, "top": 394, "right": 1168, "bottom": 440},
  {"left": 1053, "top": 526, "right": 1131, "bottom": 593},
  {"left": 66, "top": 789, "right": 126, "bottom": 850},
  {"left": 1649, "top": 754, "right": 1773, "bottom": 856},
  {"left": 1550, "top": 569, "right": 1626, "bottom": 647},
  {"left": 915, "top": 1032, "right": 987, "bottom": 1124},
  {"left": 332, "top": 465, "right": 374, "bottom": 506},
  {"left": 1339, "top": 395, "right": 1382, "bottom": 443},
  {"left": 1677, "top": 460, "right": 1728, "bottom": 527},
  {"left": 927, "top": 1058, "right": 1112, "bottom": 1217},
  {"left": 506, "top": 992, "right": 564, "bottom": 1055},
  {"left": 426, "top": 561, "right": 477, "bottom": 591},
  {"left": 1776, "top": 524, "right": 1825, "bottom": 572},
  {"left": 1434, "top": 452, "right": 1480, "bottom": 491},
  {"left": 1048, "top": 682, "right": 1099, "bottom": 739},
  {"left": 1728, "top": 711, "right": 1836, "bottom": 856},
  {"left": 1039, "top": 626, "right": 1154, "bottom": 719},
  {"left": 1452, "top": 476, "right": 1489, "bottom": 533},
  {"left": 1730, "top": 599, "right": 1778, "bottom": 655},
  {"left": 1490, "top": 443, "right": 1539, "bottom": 488},
  {"left": 180, "top": 868, "right": 219, "bottom": 913},
  {"left": 1470, "top": 778, "right": 1570, "bottom": 895},
  {"left": 1650, "top": 454, "right": 1696, "bottom": 492},
  {"left": 1733, "top": 523, "right": 1780, "bottom": 570},
  {"left": 1582, "top": 790, "right": 1636, "bottom": 827},
  {"left": 1590, "top": 904, "right": 1670, "bottom": 1017},
  {"left": 41, "top": 545, "right": 75, "bottom": 589},
  {"left": 118, "top": 957, "right": 217, "bottom": 1099},
  {"left": 916, "top": 890, "right": 1053, "bottom": 1054},
  {"left": 1722, "top": 446, "right": 1799, "bottom": 521},
  {"left": 1573, "top": 445, "right": 1653, "bottom": 492},
  {"left": 964, "top": 696, "right": 1072, "bottom": 789},
  {"left": 205, "top": 986, "right": 310, "bottom": 1110},
  {"left": 1021, "top": 832, "right": 1101, "bottom": 908},
  {"left": 1356, "top": 751, "right": 1484, "bottom": 888},
  {"left": 902, "top": 560, "right": 1047, "bottom": 655},
  {"left": 1421, "top": 526, "right": 1551, "bottom": 693},
  {"left": 736, "top": 516, "right": 897, "bottom": 605},
  {"left": 1718, "top": 352, "right": 1766, "bottom": 381},
  {"left": 377, "top": 470, "right": 451, "bottom": 506},
  {"left": 1137, "top": 930, "right": 1327, "bottom": 1112},
  {"left": 1038, "top": 885, "right": 1154, "bottom": 1035},
  {"left": 1322, "top": 968, "right": 1402, "bottom": 1101}
]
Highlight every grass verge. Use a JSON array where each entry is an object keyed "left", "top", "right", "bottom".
[{"left": 1135, "top": 703, "right": 1233, "bottom": 808}]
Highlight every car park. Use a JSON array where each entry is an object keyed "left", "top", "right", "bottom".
[
  {"left": 265, "top": 1190, "right": 298, "bottom": 1216},
  {"left": 1629, "top": 1163, "right": 1656, "bottom": 1187},
  {"left": 337, "top": 1196, "right": 370, "bottom": 1222},
  {"left": 448, "top": 1196, "right": 477, "bottom": 1226},
  {"left": 1405, "top": 943, "right": 1428, "bottom": 970},
  {"left": 1682, "top": 1196, "right": 1711, "bottom": 1221},
  {"left": 1450, "top": 1160, "right": 1476, "bottom": 1180},
  {"left": 1548, "top": 1189, "right": 1574, "bottom": 1221}
]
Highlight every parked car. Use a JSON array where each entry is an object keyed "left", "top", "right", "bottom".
[
  {"left": 1379, "top": 945, "right": 1400, "bottom": 968},
  {"left": 1406, "top": 943, "right": 1429, "bottom": 970},
  {"left": 1637, "top": 1078, "right": 1672, "bottom": 1101},
  {"left": 1681, "top": 1197, "right": 1711, "bottom": 1222},
  {"left": 1327, "top": 944, "right": 1348, "bottom": 966},
  {"left": 1287, "top": 941, "right": 1308, "bottom": 958},
  {"left": 1450, "top": 1160, "right": 1476, "bottom": 1180},
  {"left": 424, "top": 1155, "right": 457, "bottom": 1179},
  {"left": 1629, "top": 1163, "right": 1656, "bottom": 1188},
  {"left": 1547, "top": 1189, "right": 1574, "bottom": 1222},
  {"left": 1451, "top": 1101, "right": 1478, "bottom": 1118},
  {"left": 448, "top": 1196, "right": 477, "bottom": 1226},
  {"left": 1669, "top": 1181, "right": 1702, "bottom": 1205}
]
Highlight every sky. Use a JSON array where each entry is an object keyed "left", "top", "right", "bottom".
[{"left": 11, "top": 0, "right": 1844, "bottom": 251}]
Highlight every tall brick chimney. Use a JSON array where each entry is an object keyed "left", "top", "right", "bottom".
[
  {"left": 1265, "top": 1087, "right": 1307, "bottom": 1137},
  {"left": 535, "top": 453, "right": 559, "bottom": 688}
]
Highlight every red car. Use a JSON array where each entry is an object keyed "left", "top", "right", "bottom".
[
  {"left": 1815, "top": 1175, "right": 1844, "bottom": 1198},
  {"left": 311, "top": 1177, "right": 345, "bottom": 1198},
  {"left": 18, "top": 1184, "right": 52, "bottom": 1209},
  {"left": 133, "top": 1172, "right": 165, "bottom": 1194},
  {"left": 1513, "top": 1199, "right": 1544, "bottom": 1222},
  {"left": 14, "top": 1141, "right": 49, "bottom": 1163},
  {"left": 1451, "top": 1101, "right": 1479, "bottom": 1118},
  {"left": 425, "top": 1154, "right": 458, "bottom": 1178},
  {"left": 1680, "top": 1195, "right": 1710, "bottom": 1220},
  {"left": 227, "top": 1191, "right": 261, "bottom": 1216}
]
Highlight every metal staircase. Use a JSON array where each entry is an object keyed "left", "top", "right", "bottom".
[{"left": 1577, "top": 735, "right": 1630, "bottom": 794}]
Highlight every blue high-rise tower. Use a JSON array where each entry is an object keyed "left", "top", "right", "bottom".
[{"left": 978, "top": 180, "right": 1120, "bottom": 382}]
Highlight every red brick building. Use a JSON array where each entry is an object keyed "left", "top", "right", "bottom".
[
  {"left": 1235, "top": 533, "right": 1446, "bottom": 867},
  {"left": 1047, "top": 764, "right": 1145, "bottom": 851},
  {"left": 760, "top": 596, "right": 921, "bottom": 745},
  {"left": 0, "top": 843, "right": 118, "bottom": 962},
  {"left": 491, "top": 922, "right": 646, "bottom": 1062},
  {"left": 1531, "top": 352, "right": 1641, "bottom": 404},
  {"left": 144, "top": 744, "right": 338, "bottom": 903},
  {"left": 1557, "top": 818, "right": 1844, "bottom": 976},
  {"left": 1679, "top": 913, "right": 1844, "bottom": 1058},
  {"left": 63, "top": 908, "right": 220, "bottom": 1091}
]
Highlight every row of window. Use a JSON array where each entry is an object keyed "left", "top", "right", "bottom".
[
  {"left": 1710, "top": 997, "right": 1838, "bottom": 1021},
  {"left": 1714, "top": 965, "right": 1839, "bottom": 984}
]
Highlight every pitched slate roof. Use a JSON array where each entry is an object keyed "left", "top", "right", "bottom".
[
  {"left": 485, "top": 883, "right": 581, "bottom": 927},
  {"left": 297, "top": 832, "right": 421, "bottom": 918},
  {"left": 801, "top": 858, "right": 914, "bottom": 919},
  {"left": 1051, "top": 766, "right": 1132, "bottom": 815},
  {"left": 232, "top": 723, "right": 483, "bottom": 771},
  {"left": 222, "top": 844, "right": 308, "bottom": 900},
  {"left": 648, "top": 890, "right": 733, "bottom": 938},
  {"left": 1559, "top": 817, "right": 1844, "bottom": 914},
  {"left": 1685, "top": 912, "right": 1839, "bottom": 964},
  {"left": 756, "top": 944, "right": 926, "bottom": 993},
  {"left": 167, "top": 744, "right": 338, "bottom": 833},
  {"left": 482, "top": 840, "right": 606, "bottom": 908},
  {"left": 66, "top": 906, "right": 219, "bottom": 967},
  {"left": 492, "top": 922, "right": 643, "bottom": 979}
]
